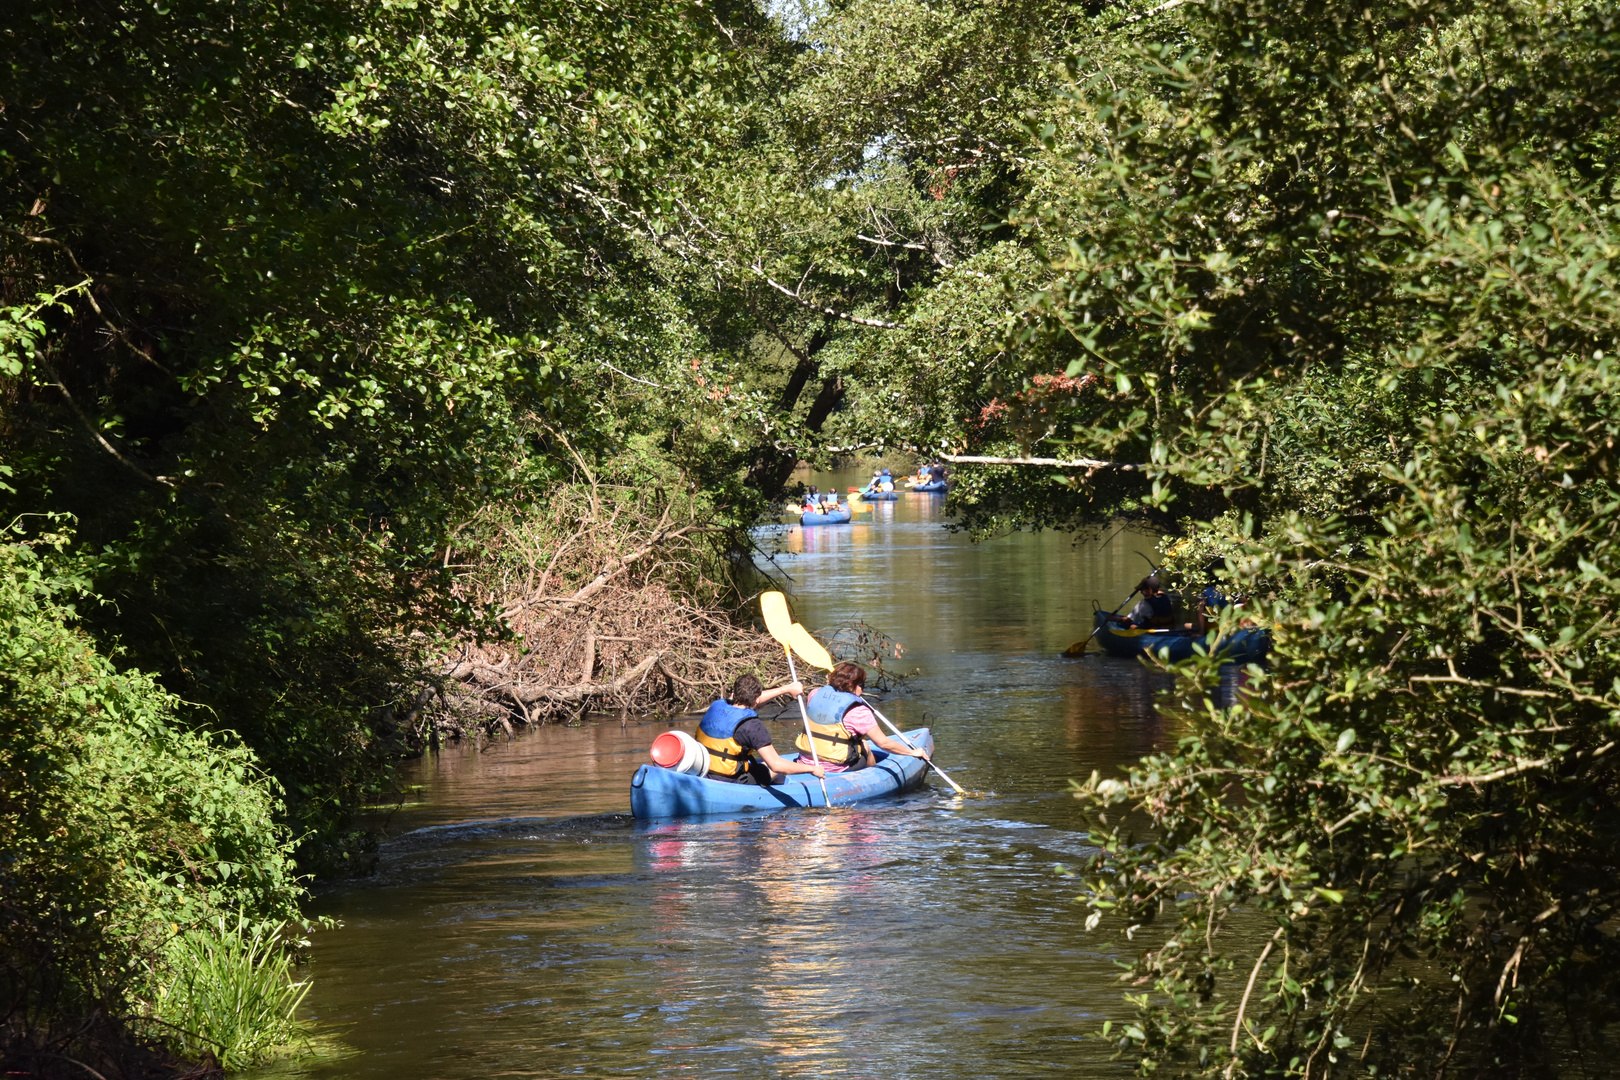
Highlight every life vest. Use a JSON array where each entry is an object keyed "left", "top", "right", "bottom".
[
  {"left": 1145, "top": 592, "right": 1175, "bottom": 628},
  {"left": 796, "top": 687, "right": 867, "bottom": 767},
  {"left": 696, "top": 699, "right": 759, "bottom": 779}
]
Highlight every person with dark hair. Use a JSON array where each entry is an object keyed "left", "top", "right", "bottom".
[
  {"left": 800, "top": 662, "right": 930, "bottom": 772},
  {"left": 1114, "top": 576, "right": 1175, "bottom": 629},
  {"left": 696, "top": 673, "right": 825, "bottom": 785}
]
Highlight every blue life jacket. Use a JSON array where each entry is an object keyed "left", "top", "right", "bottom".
[
  {"left": 697, "top": 699, "right": 760, "bottom": 779},
  {"left": 1147, "top": 593, "right": 1174, "bottom": 619},
  {"left": 699, "top": 699, "right": 757, "bottom": 739}
]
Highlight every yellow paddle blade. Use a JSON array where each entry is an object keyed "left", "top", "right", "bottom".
[
  {"left": 759, "top": 591, "right": 794, "bottom": 645},
  {"left": 787, "top": 623, "right": 835, "bottom": 670},
  {"left": 1062, "top": 639, "right": 1088, "bottom": 657}
]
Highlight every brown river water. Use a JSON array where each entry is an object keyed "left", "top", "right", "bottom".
[{"left": 257, "top": 468, "right": 1179, "bottom": 1080}]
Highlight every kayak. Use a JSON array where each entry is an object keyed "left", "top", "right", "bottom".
[
  {"left": 630, "top": 728, "right": 935, "bottom": 819},
  {"left": 856, "top": 490, "right": 899, "bottom": 501},
  {"left": 1090, "top": 610, "right": 1269, "bottom": 664},
  {"left": 800, "top": 508, "right": 852, "bottom": 525},
  {"left": 909, "top": 479, "right": 947, "bottom": 493}
]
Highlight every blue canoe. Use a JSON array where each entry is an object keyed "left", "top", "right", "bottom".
[
  {"left": 859, "top": 490, "right": 899, "bottom": 501},
  {"left": 910, "top": 479, "right": 947, "bottom": 493},
  {"left": 630, "top": 728, "right": 935, "bottom": 819},
  {"left": 799, "top": 508, "right": 852, "bottom": 525},
  {"left": 1091, "top": 611, "right": 1269, "bottom": 664}
]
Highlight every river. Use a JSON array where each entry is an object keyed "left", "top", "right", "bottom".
[{"left": 266, "top": 468, "right": 1173, "bottom": 1080}]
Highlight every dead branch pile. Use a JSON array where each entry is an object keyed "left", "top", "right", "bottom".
[{"left": 429, "top": 485, "right": 789, "bottom": 737}]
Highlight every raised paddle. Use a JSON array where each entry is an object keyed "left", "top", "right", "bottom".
[
  {"left": 759, "top": 592, "right": 831, "bottom": 807},
  {"left": 783, "top": 623, "right": 970, "bottom": 797}
]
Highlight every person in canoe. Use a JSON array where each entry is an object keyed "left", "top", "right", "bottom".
[
  {"left": 800, "top": 662, "right": 931, "bottom": 772},
  {"left": 1112, "top": 575, "right": 1176, "bottom": 629},
  {"left": 696, "top": 674, "right": 826, "bottom": 785},
  {"left": 879, "top": 468, "right": 895, "bottom": 492}
]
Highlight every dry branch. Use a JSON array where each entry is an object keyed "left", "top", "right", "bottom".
[{"left": 427, "top": 485, "right": 788, "bottom": 738}]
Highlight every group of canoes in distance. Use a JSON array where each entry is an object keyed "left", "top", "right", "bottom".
[
  {"left": 633, "top": 662, "right": 935, "bottom": 818},
  {"left": 786, "top": 464, "right": 951, "bottom": 526},
  {"left": 858, "top": 463, "right": 949, "bottom": 498}
]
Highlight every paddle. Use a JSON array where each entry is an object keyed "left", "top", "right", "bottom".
[
  {"left": 759, "top": 592, "right": 831, "bottom": 807},
  {"left": 781, "top": 623, "right": 970, "bottom": 796},
  {"left": 1062, "top": 588, "right": 1138, "bottom": 658}
]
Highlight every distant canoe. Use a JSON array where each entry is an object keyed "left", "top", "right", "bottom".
[
  {"left": 799, "top": 508, "right": 852, "bottom": 525},
  {"left": 1090, "top": 611, "right": 1269, "bottom": 664},
  {"left": 630, "top": 729, "right": 935, "bottom": 818},
  {"left": 856, "top": 490, "right": 899, "bottom": 501},
  {"left": 909, "top": 479, "right": 947, "bottom": 493}
]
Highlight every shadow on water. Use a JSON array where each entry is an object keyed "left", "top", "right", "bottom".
[{"left": 260, "top": 469, "right": 1187, "bottom": 1079}]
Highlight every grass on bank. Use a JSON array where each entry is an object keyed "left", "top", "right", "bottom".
[{"left": 144, "top": 916, "right": 312, "bottom": 1071}]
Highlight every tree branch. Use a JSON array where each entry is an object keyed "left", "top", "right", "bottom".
[
  {"left": 510, "top": 650, "right": 663, "bottom": 704},
  {"left": 1226, "top": 925, "right": 1286, "bottom": 1075},
  {"left": 756, "top": 267, "right": 900, "bottom": 329},
  {"left": 942, "top": 453, "right": 1145, "bottom": 471}
]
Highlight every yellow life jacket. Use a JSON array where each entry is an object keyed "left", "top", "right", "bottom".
[
  {"left": 794, "top": 722, "right": 866, "bottom": 767},
  {"left": 697, "top": 700, "right": 759, "bottom": 778},
  {"left": 796, "top": 687, "right": 867, "bottom": 767}
]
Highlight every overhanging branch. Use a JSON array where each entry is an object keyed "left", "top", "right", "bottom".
[{"left": 942, "top": 453, "right": 1145, "bottom": 471}]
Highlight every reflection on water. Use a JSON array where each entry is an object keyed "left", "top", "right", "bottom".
[{"left": 267, "top": 469, "right": 1173, "bottom": 1080}]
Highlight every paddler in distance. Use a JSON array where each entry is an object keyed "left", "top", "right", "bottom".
[
  {"left": 696, "top": 674, "right": 826, "bottom": 785},
  {"left": 1111, "top": 575, "right": 1176, "bottom": 629},
  {"left": 801, "top": 661, "right": 930, "bottom": 772}
]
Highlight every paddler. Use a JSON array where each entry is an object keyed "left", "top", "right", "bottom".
[
  {"left": 800, "top": 662, "right": 930, "bottom": 772},
  {"left": 696, "top": 675, "right": 825, "bottom": 785},
  {"left": 878, "top": 468, "right": 895, "bottom": 492},
  {"left": 1113, "top": 576, "right": 1176, "bottom": 629}
]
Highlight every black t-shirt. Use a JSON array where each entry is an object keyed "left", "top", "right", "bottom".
[{"left": 730, "top": 716, "right": 776, "bottom": 755}]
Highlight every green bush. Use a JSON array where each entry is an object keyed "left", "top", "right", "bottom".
[{"left": 0, "top": 531, "right": 303, "bottom": 1071}]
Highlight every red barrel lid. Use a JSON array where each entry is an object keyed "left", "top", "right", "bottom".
[{"left": 650, "top": 731, "right": 685, "bottom": 768}]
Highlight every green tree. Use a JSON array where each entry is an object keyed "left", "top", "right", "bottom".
[
  {"left": 1, "top": 0, "right": 771, "bottom": 859},
  {"left": 966, "top": 0, "right": 1620, "bottom": 1074}
]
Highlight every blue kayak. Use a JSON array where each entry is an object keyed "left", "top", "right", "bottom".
[
  {"left": 910, "top": 479, "right": 947, "bottom": 493},
  {"left": 859, "top": 490, "right": 899, "bottom": 501},
  {"left": 1090, "top": 611, "right": 1269, "bottom": 664},
  {"left": 799, "top": 508, "right": 852, "bottom": 525},
  {"left": 630, "top": 728, "right": 934, "bottom": 819}
]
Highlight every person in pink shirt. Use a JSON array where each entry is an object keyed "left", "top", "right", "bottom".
[{"left": 798, "top": 661, "right": 930, "bottom": 772}]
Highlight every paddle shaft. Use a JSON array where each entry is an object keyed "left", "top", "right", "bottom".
[
  {"left": 861, "top": 700, "right": 966, "bottom": 795},
  {"left": 1066, "top": 588, "right": 1139, "bottom": 656},
  {"left": 782, "top": 646, "right": 832, "bottom": 806}
]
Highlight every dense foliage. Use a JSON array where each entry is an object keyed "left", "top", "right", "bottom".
[
  {"left": 0, "top": 0, "right": 780, "bottom": 863},
  {"left": 0, "top": 533, "right": 301, "bottom": 1069}
]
